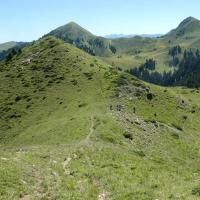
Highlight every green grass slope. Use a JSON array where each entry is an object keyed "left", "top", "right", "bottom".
[
  {"left": 100, "top": 36, "right": 169, "bottom": 71},
  {"left": 1, "top": 36, "right": 200, "bottom": 199}
]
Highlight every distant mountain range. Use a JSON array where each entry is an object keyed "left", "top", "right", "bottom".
[{"left": 105, "top": 34, "right": 163, "bottom": 39}]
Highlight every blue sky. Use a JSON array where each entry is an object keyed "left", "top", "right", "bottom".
[{"left": 0, "top": 0, "right": 200, "bottom": 43}]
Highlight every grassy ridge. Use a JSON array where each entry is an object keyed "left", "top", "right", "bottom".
[{"left": 0, "top": 37, "right": 200, "bottom": 199}]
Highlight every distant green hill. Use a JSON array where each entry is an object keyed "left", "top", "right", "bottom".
[
  {"left": 111, "top": 36, "right": 160, "bottom": 55},
  {"left": 0, "top": 41, "right": 28, "bottom": 60},
  {"left": 1, "top": 36, "right": 200, "bottom": 199},
  {"left": 45, "top": 22, "right": 116, "bottom": 56},
  {"left": 0, "top": 41, "right": 18, "bottom": 52},
  {"left": 0, "top": 41, "right": 27, "bottom": 52}
]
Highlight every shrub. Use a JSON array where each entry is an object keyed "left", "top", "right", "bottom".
[
  {"left": 147, "top": 93, "right": 153, "bottom": 100},
  {"left": 83, "top": 72, "right": 93, "bottom": 80},
  {"left": 115, "top": 76, "right": 128, "bottom": 86},
  {"left": 15, "top": 96, "right": 22, "bottom": 102},
  {"left": 123, "top": 132, "right": 133, "bottom": 140},
  {"left": 192, "top": 186, "right": 200, "bottom": 196},
  {"left": 133, "top": 149, "right": 145, "bottom": 157},
  {"left": 78, "top": 103, "right": 88, "bottom": 108}
]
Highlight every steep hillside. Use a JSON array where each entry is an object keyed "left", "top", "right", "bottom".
[
  {"left": 1, "top": 36, "right": 200, "bottom": 200},
  {"left": 45, "top": 22, "right": 115, "bottom": 57}
]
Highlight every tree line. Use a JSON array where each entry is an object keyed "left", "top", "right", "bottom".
[{"left": 128, "top": 48, "right": 200, "bottom": 88}]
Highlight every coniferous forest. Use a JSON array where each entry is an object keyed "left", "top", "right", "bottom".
[{"left": 129, "top": 48, "right": 200, "bottom": 88}]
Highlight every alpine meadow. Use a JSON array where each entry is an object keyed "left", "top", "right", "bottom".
[{"left": 1, "top": 1, "right": 200, "bottom": 200}]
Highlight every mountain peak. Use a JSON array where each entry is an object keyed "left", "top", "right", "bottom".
[
  {"left": 44, "top": 21, "right": 114, "bottom": 56},
  {"left": 67, "top": 21, "right": 78, "bottom": 25},
  {"left": 66, "top": 21, "right": 83, "bottom": 28},
  {"left": 45, "top": 21, "right": 94, "bottom": 42},
  {"left": 178, "top": 16, "right": 198, "bottom": 28},
  {"left": 183, "top": 16, "right": 197, "bottom": 21},
  {"left": 165, "top": 16, "right": 200, "bottom": 38}
]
